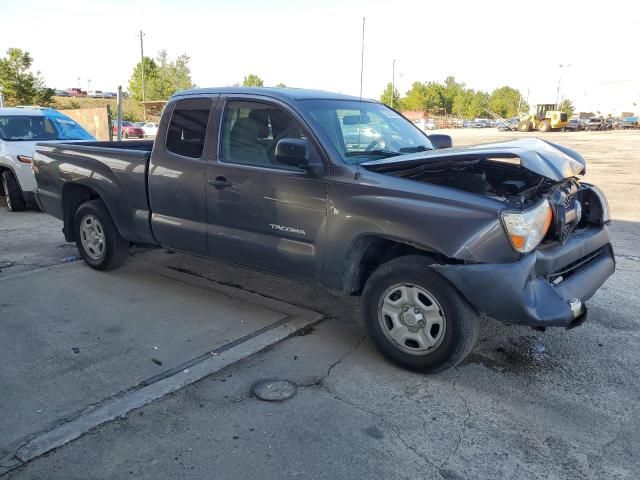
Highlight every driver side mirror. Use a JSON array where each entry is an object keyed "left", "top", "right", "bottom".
[
  {"left": 428, "top": 134, "right": 453, "bottom": 149},
  {"left": 275, "top": 138, "right": 309, "bottom": 170}
]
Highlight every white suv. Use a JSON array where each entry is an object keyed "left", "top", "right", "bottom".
[{"left": 0, "top": 107, "right": 94, "bottom": 211}]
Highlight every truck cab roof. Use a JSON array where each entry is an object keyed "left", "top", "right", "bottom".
[{"left": 172, "top": 87, "right": 370, "bottom": 103}]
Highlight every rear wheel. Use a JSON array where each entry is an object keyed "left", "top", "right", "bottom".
[
  {"left": 1, "top": 170, "right": 26, "bottom": 212},
  {"left": 74, "top": 199, "right": 129, "bottom": 270},
  {"left": 361, "top": 256, "right": 479, "bottom": 373}
]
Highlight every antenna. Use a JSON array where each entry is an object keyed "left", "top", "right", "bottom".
[
  {"left": 359, "top": 17, "right": 365, "bottom": 99},
  {"left": 355, "top": 16, "right": 365, "bottom": 180}
]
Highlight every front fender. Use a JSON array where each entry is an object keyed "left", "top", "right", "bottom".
[{"left": 323, "top": 178, "right": 517, "bottom": 289}]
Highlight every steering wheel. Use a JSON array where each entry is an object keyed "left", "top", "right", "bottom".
[{"left": 364, "top": 137, "right": 402, "bottom": 152}]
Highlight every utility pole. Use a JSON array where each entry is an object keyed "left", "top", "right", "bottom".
[
  {"left": 391, "top": 59, "right": 395, "bottom": 108},
  {"left": 138, "top": 30, "right": 146, "bottom": 104},
  {"left": 556, "top": 64, "right": 571, "bottom": 108},
  {"left": 116, "top": 86, "right": 123, "bottom": 141}
]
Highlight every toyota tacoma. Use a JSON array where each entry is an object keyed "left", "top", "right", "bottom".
[{"left": 32, "top": 87, "right": 615, "bottom": 372}]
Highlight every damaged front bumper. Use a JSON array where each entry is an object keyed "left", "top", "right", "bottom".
[{"left": 433, "top": 225, "right": 615, "bottom": 328}]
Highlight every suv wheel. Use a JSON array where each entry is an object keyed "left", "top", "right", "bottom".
[
  {"left": 361, "top": 256, "right": 479, "bottom": 373},
  {"left": 74, "top": 199, "right": 130, "bottom": 270},
  {"left": 1, "top": 170, "right": 26, "bottom": 212}
]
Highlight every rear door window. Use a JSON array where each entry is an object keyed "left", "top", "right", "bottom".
[{"left": 166, "top": 98, "right": 212, "bottom": 158}]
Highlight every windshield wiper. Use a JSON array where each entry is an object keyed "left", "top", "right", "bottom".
[
  {"left": 399, "top": 145, "right": 433, "bottom": 153},
  {"left": 345, "top": 149, "right": 401, "bottom": 158}
]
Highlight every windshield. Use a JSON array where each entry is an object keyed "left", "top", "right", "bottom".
[
  {"left": 300, "top": 99, "right": 433, "bottom": 164},
  {"left": 0, "top": 113, "right": 94, "bottom": 141}
]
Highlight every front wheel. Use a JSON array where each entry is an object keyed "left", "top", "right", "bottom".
[
  {"left": 361, "top": 256, "right": 479, "bottom": 373},
  {"left": 1, "top": 170, "right": 26, "bottom": 212},
  {"left": 539, "top": 120, "right": 551, "bottom": 132},
  {"left": 74, "top": 199, "right": 130, "bottom": 270}
]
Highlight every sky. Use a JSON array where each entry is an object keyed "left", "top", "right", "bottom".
[{"left": 2, "top": 0, "right": 640, "bottom": 114}]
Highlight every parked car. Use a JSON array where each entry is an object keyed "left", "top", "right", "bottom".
[
  {"left": 565, "top": 119, "right": 583, "bottom": 131},
  {"left": 0, "top": 107, "right": 94, "bottom": 211},
  {"left": 496, "top": 117, "right": 519, "bottom": 131},
  {"left": 425, "top": 119, "right": 437, "bottom": 130},
  {"left": 133, "top": 122, "right": 146, "bottom": 127},
  {"left": 111, "top": 121, "right": 145, "bottom": 139},
  {"left": 473, "top": 118, "right": 491, "bottom": 128},
  {"left": 142, "top": 122, "right": 159, "bottom": 137},
  {"left": 103, "top": 92, "right": 117, "bottom": 99},
  {"left": 615, "top": 116, "right": 638, "bottom": 129},
  {"left": 584, "top": 117, "right": 604, "bottom": 131},
  {"left": 54, "top": 89, "right": 70, "bottom": 97},
  {"left": 66, "top": 88, "right": 86, "bottom": 97},
  {"left": 86, "top": 90, "right": 105, "bottom": 98},
  {"left": 33, "top": 87, "right": 615, "bottom": 373}
]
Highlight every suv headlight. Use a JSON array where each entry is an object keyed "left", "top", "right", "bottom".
[{"left": 501, "top": 199, "right": 553, "bottom": 253}]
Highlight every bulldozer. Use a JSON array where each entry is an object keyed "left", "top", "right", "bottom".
[{"left": 517, "top": 104, "right": 568, "bottom": 132}]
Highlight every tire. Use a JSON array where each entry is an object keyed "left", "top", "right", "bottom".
[
  {"left": 539, "top": 120, "right": 551, "bottom": 132},
  {"left": 74, "top": 199, "right": 129, "bottom": 270},
  {"left": 361, "top": 256, "right": 479, "bottom": 373},
  {"left": 517, "top": 121, "right": 531, "bottom": 132},
  {"left": 1, "top": 170, "right": 26, "bottom": 212}
]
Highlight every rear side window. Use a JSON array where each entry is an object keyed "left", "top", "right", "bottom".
[{"left": 166, "top": 98, "right": 212, "bottom": 158}]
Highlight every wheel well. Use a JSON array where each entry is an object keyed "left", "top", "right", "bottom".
[
  {"left": 62, "top": 184, "right": 102, "bottom": 241},
  {"left": 342, "top": 236, "right": 443, "bottom": 295}
]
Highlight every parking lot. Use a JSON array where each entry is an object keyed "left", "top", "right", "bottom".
[{"left": 1, "top": 129, "right": 639, "bottom": 479}]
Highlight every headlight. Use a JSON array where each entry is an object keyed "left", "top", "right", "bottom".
[{"left": 501, "top": 199, "right": 553, "bottom": 253}]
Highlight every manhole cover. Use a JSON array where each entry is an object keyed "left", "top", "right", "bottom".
[{"left": 253, "top": 380, "right": 297, "bottom": 402}]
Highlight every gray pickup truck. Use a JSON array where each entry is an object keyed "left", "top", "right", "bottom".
[{"left": 33, "top": 87, "right": 615, "bottom": 372}]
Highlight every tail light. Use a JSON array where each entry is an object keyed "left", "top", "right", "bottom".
[{"left": 17, "top": 155, "right": 32, "bottom": 164}]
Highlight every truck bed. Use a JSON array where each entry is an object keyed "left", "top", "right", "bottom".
[{"left": 33, "top": 140, "right": 157, "bottom": 245}]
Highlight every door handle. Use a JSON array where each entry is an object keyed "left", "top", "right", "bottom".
[{"left": 208, "top": 176, "right": 232, "bottom": 188}]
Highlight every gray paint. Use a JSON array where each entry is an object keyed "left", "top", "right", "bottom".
[
  {"left": 32, "top": 87, "right": 614, "bottom": 328},
  {"left": 363, "top": 137, "right": 587, "bottom": 181}
]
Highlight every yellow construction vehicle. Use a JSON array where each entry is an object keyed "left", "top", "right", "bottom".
[{"left": 517, "top": 104, "right": 568, "bottom": 132}]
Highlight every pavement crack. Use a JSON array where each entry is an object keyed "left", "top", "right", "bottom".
[{"left": 438, "top": 367, "right": 471, "bottom": 471}]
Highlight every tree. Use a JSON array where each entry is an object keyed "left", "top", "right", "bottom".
[
  {"left": 243, "top": 74, "right": 264, "bottom": 87},
  {"left": 560, "top": 98, "right": 575, "bottom": 117},
  {"left": 128, "top": 57, "right": 158, "bottom": 101},
  {"left": 402, "top": 82, "right": 427, "bottom": 110},
  {"left": 380, "top": 82, "right": 401, "bottom": 109},
  {"left": 128, "top": 51, "right": 195, "bottom": 102},
  {"left": 0, "top": 48, "right": 54, "bottom": 106},
  {"left": 441, "top": 76, "right": 465, "bottom": 114},
  {"left": 489, "top": 86, "right": 526, "bottom": 118},
  {"left": 276, "top": 82, "right": 287, "bottom": 88}
]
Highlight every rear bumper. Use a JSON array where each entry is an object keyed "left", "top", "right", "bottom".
[{"left": 433, "top": 226, "right": 615, "bottom": 328}]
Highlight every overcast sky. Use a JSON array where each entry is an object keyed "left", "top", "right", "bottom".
[{"left": 2, "top": 0, "right": 639, "bottom": 114}]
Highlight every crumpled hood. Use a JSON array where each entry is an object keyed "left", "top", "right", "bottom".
[{"left": 362, "top": 138, "right": 586, "bottom": 182}]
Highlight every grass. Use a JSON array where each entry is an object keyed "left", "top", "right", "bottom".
[{"left": 52, "top": 96, "right": 145, "bottom": 122}]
